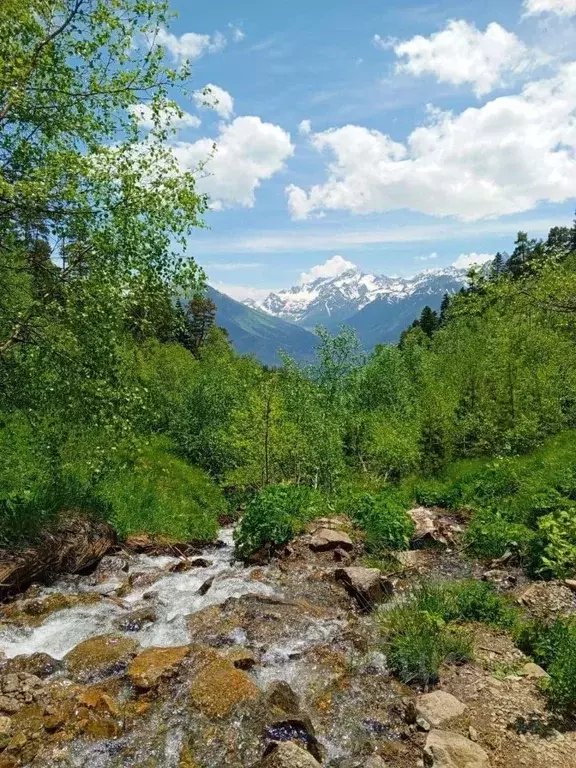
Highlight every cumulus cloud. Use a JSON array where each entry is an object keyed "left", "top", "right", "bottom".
[
  {"left": 524, "top": 0, "right": 576, "bottom": 15},
  {"left": 452, "top": 253, "right": 494, "bottom": 269},
  {"left": 286, "top": 63, "right": 576, "bottom": 222},
  {"left": 194, "top": 84, "right": 234, "bottom": 120},
  {"left": 373, "top": 34, "right": 397, "bottom": 50},
  {"left": 416, "top": 252, "right": 439, "bottom": 261},
  {"left": 299, "top": 255, "right": 357, "bottom": 283},
  {"left": 173, "top": 116, "right": 294, "bottom": 209},
  {"left": 156, "top": 27, "right": 226, "bottom": 61},
  {"left": 394, "top": 20, "right": 541, "bottom": 97},
  {"left": 298, "top": 119, "right": 312, "bottom": 135},
  {"left": 129, "top": 103, "right": 200, "bottom": 130}
]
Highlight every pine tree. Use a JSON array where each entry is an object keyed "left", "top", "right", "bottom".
[
  {"left": 187, "top": 295, "right": 217, "bottom": 356},
  {"left": 490, "top": 252, "right": 506, "bottom": 280},
  {"left": 419, "top": 306, "right": 439, "bottom": 338},
  {"left": 439, "top": 293, "right": 451, "bottom": 326},
  {"left": 570, "top": 210, "right": 576, "bottom": 253}
]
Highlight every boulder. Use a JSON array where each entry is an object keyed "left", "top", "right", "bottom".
[
  {"left": 423, "top": 729, "right": 490, "bottom": 768},
  {"left": 189, "top": 658, "right": 259, "bottom": 718},
  {"left": 416, "top": 691, "right": 467, "bottom": 728},
  {"left": 266, "top": 681, "right": 300, "bottom": 715},
  {"left": 309, "top": 529, "right": 353, "bottom": 553},
  {"left": 365, "top": 758, "right": 388, "bottom": 768},
  {"left": 335, "top": 567, "right": 392, "bottom": 611},
  {"left": 409, "top": 508, "right": 448, "bottom": 549},
  {"left": 113, "top": 606, "right": 157, "bottom": 632},
  {"left": 265, "top": 716, "right": 323, "bottom": 762},
  {"left": 197, "top": 576, "right": 214, "bottom": 596},
  {"left": 93, "top": 555, "right": 130, "bottom": 580},
  {"left": 77, "top": 687, "right": 121, "bottom": 717},
  {"left": 128, "top": 646, "right": 190, "bottom": 690},
  {"left": 64, "top": 634, "right": 139, "bottom": 682},
  {"left": 520, "top": 662, "right": 549, "bottom": 679},
  {"left": 393, "top": 550, "right": 431, "bottom": 569},
  {"left": 1, "top": 592, "right": 100, "bottom": 627},
  {"left": 258, "top": 741, "right": 321, "bottom": 768}
]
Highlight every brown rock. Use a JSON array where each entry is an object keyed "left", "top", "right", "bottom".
[
  {"left": 0, "top": 716, "right": 11, "bottom": 735},
  {"left": 189, "top": 658, "right": 259, "bottom": 718},
  {"left": 179, "top": 745, "right": 198, "bottom": 767},
  {"left": 64, "top": 634, "right": 139, "bottom": 682},
  {"left": 77, "top": 687, "right": 121, "bottom": 716},
  {"left": 43, "top": 711, "right": 67, "bottom": 733},
  {"left": 266, "top": 681, "right": 300, "bottom": 715},
  {"left": 481, "top": 570, "right": 516, "bottom": 589},
  {"left": 258, "top": 741, "right": 321, "bottom": 767},
  {"left": 226, "top": 647, "right": 257, "bottom": 670},
  {"left": 393, "top": 550, "right": 430, "bottom": 569},
  {"left": 564, "top": 579, "right": 576, "bottom": 592},
  {"left": 365, "top": 758, "right": 388, "bottom": 768},
  {"left": 83, "top": 716, "right": 122, "bottom": 739},
  {"left": 128, "top": 646, "right": 190, "bottom": 690},
  {"left": 416, "top": 691, "right": 467, "bottom": 728},
  {"left": 309, "top": 529, "right": 353, "bottom": 552},
  {"left": 423, "top": 729, "right": 490, "bottom": 768},
  {"left": 5, "top": 731, "right": 26, "bottom": 752},
  {"left": 335, "top": 567, "right": 392, "bottom": 611},
  {"left": 2, "top": 652, "right": 60, "bottom": 679},
  {"left": 409, "top": 508, "right": 448, "bottom": 549},
  {"left": 113, "top": 606, "right": 157, "bottom": 632},
  {"left": 1, "top": 592, "right": 100, "bottom": 627},
  {"left": 520, "top": 662, "right": 549, "bottom": 679}
]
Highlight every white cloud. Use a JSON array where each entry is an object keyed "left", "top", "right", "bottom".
[
  {"left": 452, "top": 252, "right": 494, "bottom": 269},
  {"left": 228, "top": 24, "right": 246, "bottom": 42},
  {"left": 173, "top": 116, "right": 294, "bottom": 209},
  {"left": 156, "top": 27, "right": 226, "bottom": 61},
  {"left": 194, "top": 84, "right": 234, "bottom": 120},
  {"left": 524, "top": 0, "right": 576, "bottom": 15},
  {"left": 129, "top": 103, "right": 200, "bottom": 130},
  {"left": 299, "top": 255, "right": 357, "bottom": 283},
  {"left": 286, "top": 63, "right": 576, "bottom": 222},
  {"left": 394, "top": 20, "right": 541, "bottom": 97},
  {"left": 213, "top": 282, "right": 274, "bottom": 302},
  {"left": 298, "top": 119, "right": 312, "bottom": 136},
  {"left": 373, "top": 34, "right": 397, "bottom": 50},
  {"left": 416, "top": 252, "right": 439, "bottom": 261}
]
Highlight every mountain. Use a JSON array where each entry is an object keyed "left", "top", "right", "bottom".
[
  {"left": 246, "top": 260, "right": 468, "bottom": 344},
  {"left": 206, "top": 286, "right": 317, "bottom": 366}
]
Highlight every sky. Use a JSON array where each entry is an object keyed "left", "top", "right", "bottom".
[{"left": 141, "top": 0, "right": 576, "bottom": 300}]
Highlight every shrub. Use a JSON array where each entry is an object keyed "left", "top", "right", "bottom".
[
  {"left": 535, "top": 508, "right": 576, "bottom": 578},
  {"left": 99, "top": 437, "right": 224, "bottom": 542},
  {"left": 464, "top": 512, "right": 536, "bottom": 561},
  {"left": 234, "top": 484, "right": 321, "bottom": 559},
  {"left": 412, "top": 580, "right": 518, "bottom": 629},
  {"left": 516, "top": 618, "right": 576, "bottom": 714},
  {"left": 347, "top": 490, "right": 414, "bottom": 553}
]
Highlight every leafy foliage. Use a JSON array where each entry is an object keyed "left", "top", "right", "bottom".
[{"left": 338, "top": 490, "right": 414, "bottom": 553}]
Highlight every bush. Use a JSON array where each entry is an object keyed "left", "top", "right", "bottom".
[
  {"left": 516, "top": 618, "right": 576, "bottom": 714},
  {"left": 99, "top": 437, "right": 224, "bottom": 542},
  {"left": 464, "top": 512, "right": 536, "bottom": 561},
  {"left": 343, "top": 490, "right": 414, "bottom": 553},
  {"left": 535, "top": 508, "right": 576, "bottom": 578},
  {"left": 234, "top": 484, "right": 321, "bottom": 559}
]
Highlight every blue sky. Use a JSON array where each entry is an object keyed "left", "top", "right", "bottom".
[{"left": 146, "top": 0, "right": 576, "bottom": 299}]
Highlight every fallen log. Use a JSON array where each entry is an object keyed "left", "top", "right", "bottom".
[{"left": 0, "top": 514, "right": 116, "bottom": 601}]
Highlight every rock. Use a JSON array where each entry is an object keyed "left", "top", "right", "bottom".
[
  {"left": 64, "top": 634, "right": 139, "bottom": 682},
  {"left": 365, "top": 758, "right": 388, "bottom": 768},
  {"left": 226, "top": 647, "right": 257, "bottom": 670},
  {"left": 520, "top": 662, "right": 549, "bottom": 679},
  {"left": 393, "top": 550, "right": 430, "bottom": 569},
  {"left": 335, "top": 567, "right": 392, "bottom": 611},
  {"left": 417, "top": 692, "right": 467, "bottom": 728},
  {"left": 197, "top": 576, "right": 214, "bottom": 596},
  {"left": 417, "top": 716, "right": 431, "bottom": 732},
  {"left": 409, "top": 508, "right": 448, "bottom": 549},
  {"left": 0, "top": 697, "right": 19, "bottom": 715},
  {"left": 258, "top": 741, "right": 321, "bottom": 768},
  {"left": 5, "top": 731, "right": 26, "bottom": 752},
  {"left": 481, "top": 569, "right": 517, "bottom": 588},
  {"left": 189, "top": 658, "right": 259, "bottom": 718},
  {"left": 179, "top": 745, "right": 198, "bottom": 767},
  {"left": 265, "top": 716, "right": 324, "bottom": 762},
  {"left": 1, "top": 675, "right": 19, "bottom": 694},
  {"left": 0, "top": 716, "right": 11, "bottom": 735},
  {"left": 564, "top": 578, "right": 576, "bottom": 592},
  {"left": 2, "top": 652, "right": 60, "bottom": 679},
  {"left": 113, "top": 606, "right": 157, "bottom": 632},
  {"left": 468, "top": 726, "right": 478, "bottom": 742},
  {"left": 266, "top": 681, "right": 300, "bottom": 715},
  {"left": 333, "top": 547, "right": 352, "bottom": 563},
  {"left": 93, "top": 554, "right": 130, "bottom": 579},
  {"left": 128, "top": 646, "right": 190, "bottom": 690},
  {"left": 77, "top": 687, "right": 121, "bottom": 716},
  {"left": 309, "top": 528, "right": 353, "bottom": 553},
  {"left": 1, "top": 592, "right": 100, "bottom": 626},
  {"left": 423, "top": 730, "right": 490, "bottom": 768}
]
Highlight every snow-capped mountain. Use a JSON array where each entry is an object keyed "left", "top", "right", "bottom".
[{"left": 248, "top": 257, "right": 468, "bottom": 330}]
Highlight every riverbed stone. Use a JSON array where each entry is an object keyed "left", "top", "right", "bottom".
[
  {"left": 423, "top": 730, "right": 490, "bottom": 768},
  {"left": 258, "top": 741, "right": 321, "bottom": 768},
  {"left": 335, "top": 567, "right": 392, "bottom": 611},
  {"left": 0, "top": 697, "right": 19, "bottom": 715},
  {"left": 309, "top": 528, "right": 353, "bottom": 552},
  {"left": 416, "top": 692, "right": 467, "bottom": 728},
  {"left": 266, "top": 681, "right": 300, "bottom": 715},
  {"left": 64, "top": 634, "right": 139, "bottom": 681},
  {"left": 128, "top": 646, "right": 190, "bottom": 690},
  {"left": 1, "top": 652, "right": 61, "bottom": 679},
  {"left": 189, "top": 657, "right": 259, "bottom": 718},
  {"left": 0, "top": 716, "right": 11, "bottom": 735},
  {"left": 1, "top": 592, "right": 101, "bottom": 627},
  {"left": 113, "top": 606, "right": 157, "bottom": 632},
  {"left": 226, "top": 647, "right": 257, "bottom": 670}
]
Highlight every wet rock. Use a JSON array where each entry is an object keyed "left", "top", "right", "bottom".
[
  {"left": 2, "top": 652, "right": 61, "bottom": 679},
  {"left": 416, "top": 692, "right": 467, "bottom": 728},
  {"left": 165, "top": 557, "right": 212, "bottom": 573},
  {"left": 409, "top": 508, "right": 448, "bottom": 549},
  {"left": 481, "top": 570, "right": 517, "bottom": 589},
  {"left": 128, "top": 646, "right": 190, "bottom": 690},
  {"left": 226, "top": 647, "right": 257, "bottom": 670},
  {"left": 266, "top": 681, "right": 300, "bottom": 715},
  {"left": 0, "top": 697, "right": 19, "bottom": 715},
  {"left": 197, "top": 576, "right": 214, "bottom": 596},
  {"left": 265, "top": 717, "right": 324, "bottom": 762},
  {"left": 82, "top": 716, "right": 122, "bottom": 739},
  {"left": 1, "top": 592, "right": 100, "bottom": 626},
  {"left": 179, "top": 745, "right": 198, "bottom": 767},
  {"left": 64, "top": 634, "right": 139, "bottom": 682},
  {"left": 335, "top": 567, "right": 392, "bottom": 611},
  {"left": 189, "top": 657, "right": 259, "bottom": 718},
  {"left": 93, "top": 555, "right": 130, "bottom": 580},
  {"left": 113, "top": 606, "right": 157, "bottom": 632},
  {"left": 124, "top": 534, "right": 200, "bottom": 557},
  {"left": 43, "top": 711, "right": 67, "bottom": 733},
  {"left": 5, "top": 731, "right": 26, "bottom": 752},
  {"left": 423, "top": 730, "right": 490, "bottom": 768},
  {"left": 258, "top": 741, "right": 321, "bottom": 768},
  {"left": 309, "top": 528, "right": 353, "bottom": 552},
  {"left": 519, "top": 662, "right": 549, "bottom": 679},
  {"left": 77, "top": 687, "right": 121, "bottom": 717},
  {"left": 365, "top": 758, "right": 388, "bottom": 768}
]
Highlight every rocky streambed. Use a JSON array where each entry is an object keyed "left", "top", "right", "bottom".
[{"left": 0, "top": 514, "right": 575, "bottom": 767}]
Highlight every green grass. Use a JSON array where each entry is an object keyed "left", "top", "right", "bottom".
[
  {"left": 378, "top": 580, "right": 518, "bottom": 687},
  {"left": 335, "top": 487, "right": 414, "bottom": 553}
]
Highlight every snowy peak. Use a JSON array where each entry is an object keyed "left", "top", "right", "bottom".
[{"left": 248, "top": 258, "right": 467, "bottom": 329}]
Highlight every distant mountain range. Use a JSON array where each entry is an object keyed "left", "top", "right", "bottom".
[{"left": 208, "top": 261, "right": 468, "bottom": 363}]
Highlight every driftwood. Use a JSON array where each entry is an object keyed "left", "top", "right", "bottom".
[{"left": 0, "top": 514, "right": 116, "bottom": 600}]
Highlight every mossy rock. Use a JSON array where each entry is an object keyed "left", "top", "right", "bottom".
[{"left": 64, "top": 634, "right": 139, "bottom": 682}]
